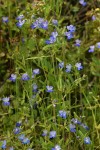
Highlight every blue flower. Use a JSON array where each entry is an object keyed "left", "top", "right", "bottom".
[
  {"left": 65, "top": 64, "right": 72, "bottom": 72},
  {"left": 21, "top": 73, "right": 30, "bottom": 81},
  {"left": 40, "top": 20, "right": 48, "bottom": 30},
  {"left": 16, "top": 121, "right": 22, "bottom": 127},
  {"left": 16, "top": 14, "right": 24, "bottom": 20},
  {"left": 65, "top": 32, "right": 74, "bottom": 40},
  {"left": 2, "top": 17, "right": 9, "bottom": 23},
  {"left": 1, "top": 140, "right": 6, "bottom": 149},
  {"left": 79, "top": 0, "right": 87, "bottom": 6},
  {"left": 80, "top": 123, "right": 89, "bottom": 130},
  {"left": 69, "top": 124, "right": 76, "bottom": 132},
  {"left": 46, "top": 31, "right": 58, "bottom": 44},
  {"left": 33, "top": 69, "right": 40, "bottom": 75},
  {"left": 58, "top": 110, "right": 67, "bottom": 119},
  {"left": 88, "top": 45, "right": 95, "bottom": 53},
  {"left": 67, "top": 25, "right": 76, "bottom": 33},
  {"left": 31, "top": 18, "right": 48, "bottom": 30},
  {"left": 46, "top": 86, "right": 53, "bottom": 92},
  {"left": 16, "top": 20, "right": 25, "bottom": 28},
  {"left": 45, "top": 36, "right": 56, "bottom": 44},
  {"left": 51, "top": 31, "right": 58, "bottom": 38},
  {"left": 42, "top": 130, "right": 48, "bottom": 136},
  {"left": 31, "top": 21, "right": 39, "bottom": 29},
  {"left": 75, "top": 39, "right": 81, "bottom": 47},
  {"left": 22, "top": 138, "right": 30, "bottom": 144},
  {"left": 71, "top": 118, "right": 81, "bottom": 125},
  {"left": 13, "top": 127, "right": 21, "bottom": 134},
  {"left": 75, "top": 62, "right": 83, "bottom": 70},
  {"left": 84, "top": 137, "right": 91, "bottom": 144},
  {"left": 51, "top": 145, "right": 61, "bottom": 150},
  {"left": 52, "top": 19, "right": 58, "bottom": 25},
  {"left": 2, "top": 97, "right": 10, "bottom": 106},
  {"left": 18, "top": 134, "right": 25, "bottom": 141},
  {"left": 92, "top": 15, "right": 96, "bottom": 21},
  {"left": 9, "top": 74, "right": 17, "bottom": 82},
  {"left": 9, "top": 147, "right": 14, "bottom": 150},
  {"left": 32, "top": 83, "right": 38, "bottom": 92},
  {"left": 97, "top": 42, "right": 100, "bottom": 48},
  {"left": 58, "top": 62, "right": 64, "bottom": 69},
  {"left": 49, "top": 131, "right": 56, "bottom": 139}
]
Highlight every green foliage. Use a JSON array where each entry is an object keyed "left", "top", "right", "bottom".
[{"left": 0, "top": 0, "right": 100, "bottom": 149}]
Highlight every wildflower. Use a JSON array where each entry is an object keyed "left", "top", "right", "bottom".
[
  {"left": 33, "top": 69, "right": 40, "bottom": 75},
  {"left": 69, "top": 124, "right": 76, "bottom": 132},
  {"left": 79, "top": 0, "right": 87, "bottom": 6},
  {"left": 52, "top": 19, "right": 58, "bottom": 25},
  {"left": 65, "top": 64, "right": 72, "bottom": 73},
  {"left": 49, "top": 131, "right": 56, "bottom": 139},
  {"left": 52, "top": 145, "right": 61, "bottom": 150},
  {"left": 45, "top": 36, "right": 56, "bottom": 44},
  {"left": 16, "top": 20, "right": 25, "bottom": 28},
  {"left": 75, "top": 39, "right": 81, "bottom": 47},
  {"left": 16, "top": 121, "right": 22, "bottom": 127},
  {"left": 2, "top": 17, "right": 9, "bottom": 23},
  {"left": 1, "top": 140, "right": 6, "bottom": 149},
  {"left": 75, "top": 62, "right": 83, "bottom": 70},
  {"left": 22, "top": 138, "right": 30, "bottom": 144},
  {"left": 40, "top": 20, "right": 48, "bottom": 30},
  {"left": 65, "top": 31, "right": 74, "bottom": 40},
  {"left": 58, "top": 62, "right": 64, "bottom": 69},
  {"left": 88, "top": 45, "right": 95, "bottom": 53},
  {"left": 46, "top": 31, "right": 58, "bottom": 44},
  {"left": 9, "top": 74, "right": 17, "bottom": 82},
  {"left": 84, "top": 137, "right": 91, "bottom": 144},
  {"left": 2, "top": 97, "right": 10, "bottom": 106},
  {"left": 67, "top": 25, "right": 76, "bottom": 33},
  {"left": 9, "top": 147, "right": 14, "bottom": 150},
  {"left": 13, "top": 127, "right": 21, "bottom": 134},
  {"left": 31, "top": 18, "right": 48, "bottom": 30},
  {"left": 18, "top": 134, "right": 25, "bottom": 141},
  {"left": 58, "top": 110, "right": 67, "bottom": 119},
  {"left": 80, "top": 123, "right": 89, "bottom": 130},
  {"left": 51, "top": 31, "right": 58, "bottom": 38},
  {"left": 71, "top": 118, "right": 81, "bottom": 125},
  {"left": 92, "top": 15, "right": 96, "bottom": 21},
  {"left": 46, "top": 86, "right": 53, "bottom": 92},
  {"left": 21, "top": 73, "right": 30, "bottom": 81},
  {"left": 32, "top": 83, "right": 38, "bottom": 92},
  {"left": 42, "top": 130, "right": 48, "bottom": 136},
  {"left": 31, "top": 21, "right": 39, "bottom": 29},
  {"left": 97, "top": 42, "right": 100, "bottom": 48},
  {"left": 16, "top": 14, "right": 24, "bottom": 21}
]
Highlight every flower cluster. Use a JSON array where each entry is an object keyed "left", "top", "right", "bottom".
[
  {"left": 58, "top": 110, "right": 67, "bottom": 119},
  {"left": 46, "top": 31, "right": 58, "bottom": 44},
  {"left": 65, "top": 24, "right": 76, "bottom": 40},
  {"left": 58, "top": 62, "right": 83, "bottom": 72},
  {"left": 42, "top": 130, "right": 56, "bottom": 139},
  {"left": 18, "top": 134, "right": 30, "bottom": 144},
  {"left": 31, "top": 17, "right": 48, "bottom": 30},
  {"left": 16, "top": 14, "right": 25, "bottom": 28}
]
